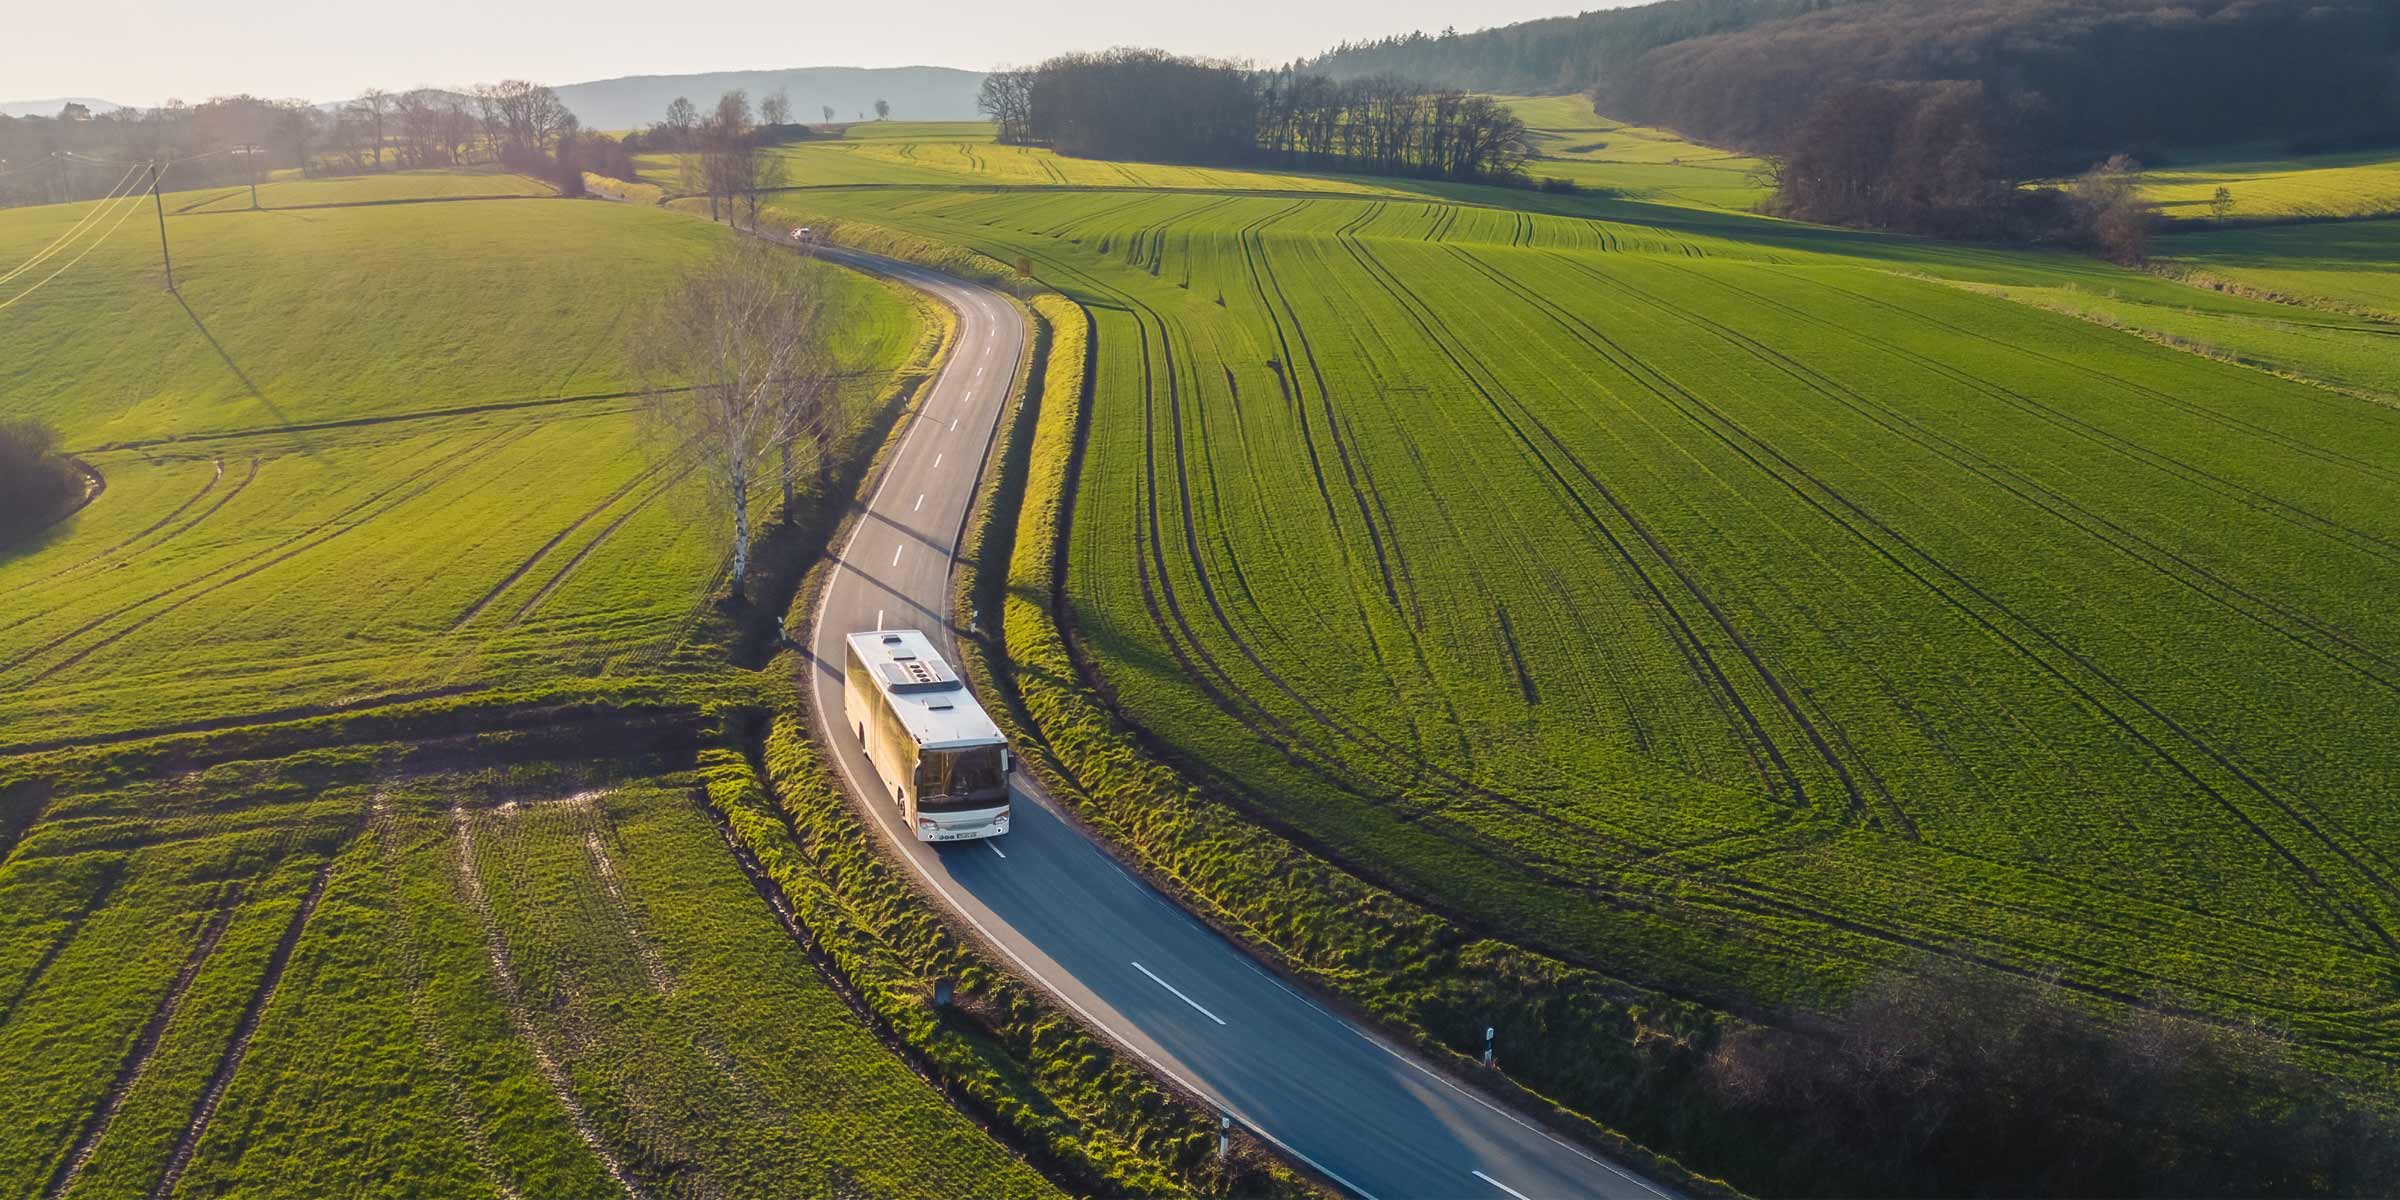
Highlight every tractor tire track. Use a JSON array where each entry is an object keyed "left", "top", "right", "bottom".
[
  {"left": 1797, "top": 273, "right": 2400, "bottom": 568},
  {"left": 1682, "top": 265, "right": 2400, "bottom": 695},
  {"left": 1541, "top": 255, "right": 2400, "bottom": 951},
  {"left": 0, "top": 434, "right": 472, "bottom": 675},
  {"left": 367, "top": 791, "right": 523, "bottom": 1200},
  {"left": 0, "top": 457, "right": 259, "bottom": 638},
  {"left": 1114, "top": 231, "right": 1693, "bottom": 838},
  {"left": 149, "top": 862, "right": 336, "bottom": 1200},
  {"left": 1341, "top": 235, "right": 1829, "bottom": 813},
  {"left": 17, "top": 428, "right": 530, "bottom": 685},
  {"left": 1252, "top": 205, "right": 1403, "bottom": 610},
  {"left": 0, "top": 862, "right": 125, "bottom": 1028},
  {"left": 451, "top": 804, "right": 648, "bottom": 1200},
  {"left": 5, "top": 459, "right": 219, "bottom": 601},
  {"left": 40, "top": 885, "right": 245, "bottom": 1200},
  {"left": 451, "top": 461, "right": 668, "bottom": 631},
  {"left": 507, "top": 462, "right": 695, "bottom": 625}
]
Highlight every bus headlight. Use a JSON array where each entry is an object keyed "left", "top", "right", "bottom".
[
  {"left": 917, "top": 818, "right": 939, "bottom": 838},
  {"left": 992, "top": 812, "right": 1009, "bottom": 833}
]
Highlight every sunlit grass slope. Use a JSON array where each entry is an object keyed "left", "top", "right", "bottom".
[
  {"left": 170, "top": 164, "right": 554, "bottom": 214},
  {"left": 1499, "top": 94, "right": 1768, "bottom": 210},
  {"left": 0, "top": 189, "right": 922, "bottom": 744},
  {"left": 641, "top": 120, "right": 1411, "bottom": 196},
  {"left": 2137, "top": 147, "right": 2400, "bottom": 223}
]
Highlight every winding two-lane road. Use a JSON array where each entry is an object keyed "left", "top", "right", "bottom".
[{"left": 802, "top": 243, "right": 1678, "bottom": 1200}]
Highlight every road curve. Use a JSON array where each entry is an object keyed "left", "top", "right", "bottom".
[{"left": 802, "top": 243, "right": 1679, "bottom": 1200}]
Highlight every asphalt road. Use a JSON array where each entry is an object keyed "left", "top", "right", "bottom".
[{"left": 801, "top": 243, "right": 1679, "bottom": 1200}]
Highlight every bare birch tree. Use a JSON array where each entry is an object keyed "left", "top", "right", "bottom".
[{"left": 636, "top": 241, "right": 837, "bottom": 598}]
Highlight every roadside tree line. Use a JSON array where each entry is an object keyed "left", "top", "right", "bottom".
[{"left": 977, "top": 48, "right": 1528, "bottom": 183}]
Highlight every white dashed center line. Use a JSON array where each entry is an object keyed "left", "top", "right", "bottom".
[
  {"left": 1474, "top": 1172, "right": 1533, "bottom": 1200},
  {"left": 1131, "top": 962, "right": 1227, "bottom": 1026},
  {"left": 933, "top": 453, "right": 943, "bottom": 468},
  {"left": 891, "top": 545, "right": 904, "bottom": 567},
  {"left": 988, "top": 841, "right": 1007, "bottom": 859},
  {"left": 914, "top": 493, "right": 924, "bottom": 512}
]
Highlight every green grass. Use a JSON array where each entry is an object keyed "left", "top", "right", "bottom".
[
  {"left": 2157, "top": 218, "right": 2400, "bottom": 319},
  {"left": 642, "top": 121, "right": 1414, "bottom": 197},
  {"left": 2135, "top": 147, "right": 2400, "bottom": 223},
  {"left": 779, "top": 177, "right": 2400, "bottom": 1084},
  {"left": 0, "top": 191, "right": 923, "bottom": 745},
  {"left": 1498, "top": 95, "right": 1768, "bottom": 210},
  {"left": 170, "top": 166, "right": 553, "bottom": 214},
  {"left": 0, "top": 751, "right": 1059, "bottom": 1198}
]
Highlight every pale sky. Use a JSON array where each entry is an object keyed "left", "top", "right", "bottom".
[{"left": 8, "top": 0, "right": 1600, "bottom": 107}]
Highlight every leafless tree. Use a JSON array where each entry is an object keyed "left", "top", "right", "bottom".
[
  {"left": 2071, "top": 154, "right": 2154, "bottom": 263},
  {"left": 821, "top": 104, "right": 836, "bottom": 124},
  {"left": 760, "top": 88, "right": 791, "bottom": 127},
  {"left": 635, "top": 241, "right": 838, "bottom": 596},
  {"left": 978, "top": 68, "right": 1032, "bottom": 143},
  {"left": 359, "top": 87, "right": 392, "bottom": 169},
  {"left": 471, "top": 79, "right": 571, "bottom": 170},
  {"left": 700, "top": 89, "right": 754, "bottom": 223}
]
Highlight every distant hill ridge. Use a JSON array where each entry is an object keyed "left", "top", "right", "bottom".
[
  {"left": 5, "top": 66, "right": 984, "bottom": 130},
  {"left": 551, "top": 65, "right": 986, "bottom": 130},
  {"left": 0, "top": 98, "right": 126, "bottom": 119}
]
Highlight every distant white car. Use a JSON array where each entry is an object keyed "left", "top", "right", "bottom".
[{"left": 791, "top": 226, "right": 814, "bottom": 242}]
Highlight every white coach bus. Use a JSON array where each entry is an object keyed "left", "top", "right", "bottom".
[{"left": 843, "top": 629, "right": 1012, "bottom": 841}]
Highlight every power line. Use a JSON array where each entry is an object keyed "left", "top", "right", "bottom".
[
  {"left": 0, "top": 185, "right": 150, "bottom": 313},
  {"left": 0, "top": 162, "right": 143, "bottom": 288}
]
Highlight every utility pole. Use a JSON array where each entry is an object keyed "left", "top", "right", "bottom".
[
  {"left": 235, "top": 144, "right": 263, "bottom": 210},
  {"left": 149, "top": 161, "right": 174, "bottom": 292}
]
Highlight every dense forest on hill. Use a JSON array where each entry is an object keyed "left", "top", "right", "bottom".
[
  {"left": 1303, "top": 0, "right": 2400, "bottom": 164},
  {"left": 1297, "top": 0, "right": 1857, "bottom": 96}
]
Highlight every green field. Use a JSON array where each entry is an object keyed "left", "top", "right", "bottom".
[
  {"left": 642, "top": 120, "right": 1419, "bottom": 197},
  {"left": 772, "top": 168, "right": 2400, "bottom": 1073},
  {"left": 2137, "top": 147, "right": 2400, "bottom": 223},
  {"left": 1499, "top": 95, "right": 1769, "bottom": 210},
  {"left": 170, "top": 166, "right": 554, "bottom": 214},
  {"left": 0, "top": 752, "right": 1058, "bottom": 1198},
  {"left": 0, "top": 185, "right": 919, "bottom": 746},
  {"left": 2158, "top": 218, "right": 2400, "bottom": 318},
  {"left": 0, "top": 168, "right": 1093, "bottom": 1196}
]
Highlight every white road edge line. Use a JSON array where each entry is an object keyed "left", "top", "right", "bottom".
[
  {"left": 809, "top": 249, "right": 1383, "bottom": 1200},
  {"left": 988, "top": 841, "right": 1006, "bottom": 859},
  {"left": 1131, "top": 961, "right": 1228, "bottom": 1026},
  {"left": 1474, "top": 1170, "right": 1534, "bottom": 1200}
]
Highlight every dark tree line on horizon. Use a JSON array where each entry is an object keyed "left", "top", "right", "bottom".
[{"left": 979, "top": 49, "right": 1530, "bottom": 183}]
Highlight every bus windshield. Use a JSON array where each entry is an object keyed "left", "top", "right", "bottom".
[{"left": 915, "top": 745, "right": 1006, "bottom": 809}]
